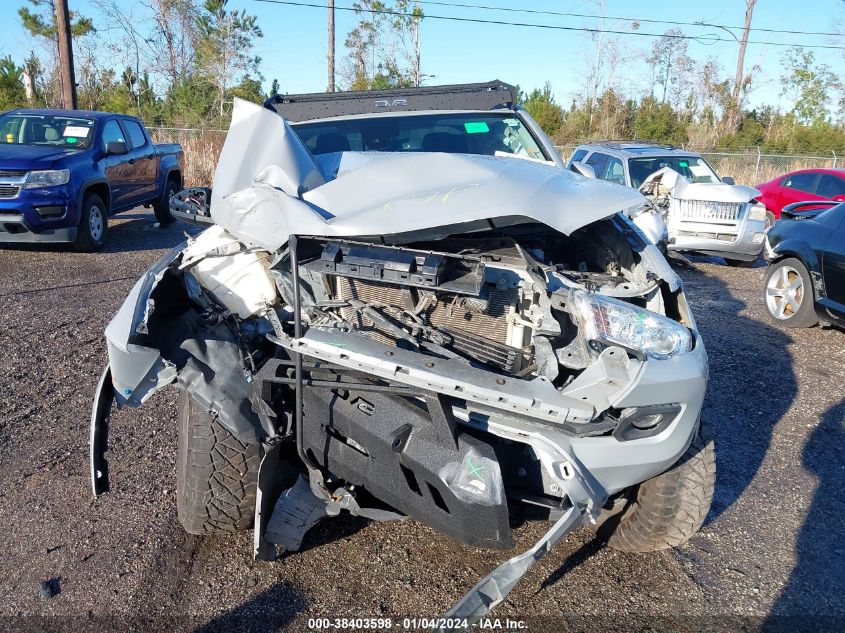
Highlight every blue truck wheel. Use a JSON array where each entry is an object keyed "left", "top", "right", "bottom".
[{"left": 73, "top": 193, "right": 107, "bottom": 252}]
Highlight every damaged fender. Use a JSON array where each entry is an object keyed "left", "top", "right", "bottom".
[{"left": 90, "top": 240, "right": 269, "bottom": 497}]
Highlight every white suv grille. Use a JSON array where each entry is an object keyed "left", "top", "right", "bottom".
[{"left": 676, "top": 199, "right": 743, "bottom": 222}]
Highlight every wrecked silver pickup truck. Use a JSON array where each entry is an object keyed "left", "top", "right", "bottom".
[
  {"left": 568, "top": 142, "right": 769, "bottom": 266},
  {"left": 90, "top": 84, "right": 715, "bottom": 625}
]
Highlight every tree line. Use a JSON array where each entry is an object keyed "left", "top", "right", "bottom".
[
  {"left": 2, "top": 0, "right": 266, "bottom": 127},
  {"left": 1, "top": 0, "right": 844, "bottom": 153}
]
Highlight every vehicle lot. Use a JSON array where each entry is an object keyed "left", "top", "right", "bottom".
[{"left": 0, "top": 210, "right": 842, "bottom": 631}]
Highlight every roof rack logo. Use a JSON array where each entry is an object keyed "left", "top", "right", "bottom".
[{"left": 374, "top": 99, "right": 407, "bottom": 107}]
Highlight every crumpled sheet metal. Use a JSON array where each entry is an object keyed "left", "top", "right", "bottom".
[
  {"left": 640, "top": 166, "right": 760, "bottom": 203},
  {"left": 210, "top": 99, "right": 649, "bottom": 252}
]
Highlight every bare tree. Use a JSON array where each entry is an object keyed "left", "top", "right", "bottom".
[
  {"left": 580, "top": 0, "right": 627, "bottom": 130},
  {"left": 696, "top": 0, "right": 756, "bottom": 132},
  {"left": 732, "top": 1, "right": 756, "bottom": 113},
  {"left": 341, "top": 1, "right": 423, "bottom": 89},
  {"left": 143, "top": 0, "right": 198, "bottom": 90},
  {"left": 92, "top": 0, "right": 145, "bottom": 109}
]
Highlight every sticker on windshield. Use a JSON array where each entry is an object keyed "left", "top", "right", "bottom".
[
  {"left": 63, "top": 125, "right": 90, "bottom": 138},
  {"left": 65, "top": 137, "right": 77, "bottom": 144},
  {"left": 464, "top": 121, "right": 490, "bottom": 134},
  {"left": 503, "top": 118, "right": 519, "bottom": 127},
  {"left": 678, "top": 160, "right": 689, "bottom": 168}
]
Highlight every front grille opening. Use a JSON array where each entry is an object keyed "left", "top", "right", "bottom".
[
  {"left": 677, "top": 199, "right": 742, "bottom": 222},
  {"left": 427, "top": 482, "right": 450, "bottom": 514},
  {"left": 401, "top": 465, "right": 422, "bottom": 496}
]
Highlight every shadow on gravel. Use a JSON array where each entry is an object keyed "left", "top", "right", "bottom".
[
  {"left": 0, "top": 213, "right": 198, "bottom": 255},
  {"left": 296, "top": 513, "right": 372, "bottom": 555},
  {"left": 537, "top": 537, "right": 604, "bottom": 593},
  {"left": 195, "top": 582, "right": 308, "bottom": 633},
  {"left": 764, "top": 398, "right": 845, "bottom": 628},
  {"left": 192, "top": 516, "right": 371, "bottom": 632},
  {"left": 678, "top": 263, "right": 797, "bottom": 526},
  {"left": 101, "top": 216, "right": 201, "bottom": 254}
]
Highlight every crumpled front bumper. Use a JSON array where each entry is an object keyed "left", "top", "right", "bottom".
[
  {"left": 276, "top": 324, "right": 708, "bottom": 496},
  {"left": 668, "top": 215, "right": 767, "bottom": 261}
]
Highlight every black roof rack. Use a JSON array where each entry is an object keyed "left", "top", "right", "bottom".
[
  {"left": 263, "top": 80, "right": 518, "bottom": 122},
  {"left": 584, "top": 139, "right": 678, "bottom": 150}
]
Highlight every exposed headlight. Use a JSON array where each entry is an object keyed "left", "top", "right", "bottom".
[
  {"left": 747, "top": 201, "right": 768, "bottom": 222},
  {"left": 23, "top": 169, "right": 70, "bottom": 189},
  {"left": 570, "top": 291, "right": 692, "bottom": 360}
]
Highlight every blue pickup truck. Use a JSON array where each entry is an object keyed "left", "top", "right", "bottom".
[{"left": 0, "top": 109, "right": 183, "bottom": 251}]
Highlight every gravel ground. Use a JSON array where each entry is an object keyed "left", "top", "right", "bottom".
[{"left": 0, "top": 210, "right": 842, "bottom": 632}]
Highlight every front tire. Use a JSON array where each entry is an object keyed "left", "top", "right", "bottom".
[
  {"left": 73, "top": 193, "right": 107, "bottom": 252},
  {"left": 597, "top": 420, "right": 715, "bottom": 553},
  {"left": 176, "top": 391, "right": 261, "bottom": 534},
  {"left": 764, "top": 257, "right": 818, "bottom": 328}
]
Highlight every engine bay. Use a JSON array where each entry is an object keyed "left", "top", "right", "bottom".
[{"left": 269, "top": 217, "right": 687, "bottom": 392}]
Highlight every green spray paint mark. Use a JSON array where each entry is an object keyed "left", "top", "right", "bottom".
[
  {"left": 464, "top": 121, "right": 489, "bottom": 134},
  {"left": 466, "top": 457, "right": 487, "bottom": 479}
]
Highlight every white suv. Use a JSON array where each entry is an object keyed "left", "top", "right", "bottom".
[{"left": 567, "top": 141, "right": 769, "bottom": 266}]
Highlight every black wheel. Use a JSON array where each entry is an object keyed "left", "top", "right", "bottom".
[
  {"left": 176, "top": 391, "right": 262, "bottom": 534},
  {"left": 73, "top": 192, "right": 107, "bottom": 252},
  {"left": 596, "top": 420, "right": 715, "bottom": 553},
  {"left": 764, "top": 257, "right": 818, "bottom": 328},
  {"left": 154, "top": 177, "right": 179, "bottom": 225},
  {"left": 725, "top": 257, "right": 756, "bottom": 268}
]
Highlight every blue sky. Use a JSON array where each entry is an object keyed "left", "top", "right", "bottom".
[{"left": 2, "top": 0, "right": 844, "bottom": 111}]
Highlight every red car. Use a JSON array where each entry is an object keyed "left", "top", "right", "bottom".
[{"left": 757, "top": 168, "right": 845, "bottom": 220}]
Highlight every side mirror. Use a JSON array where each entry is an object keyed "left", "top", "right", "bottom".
[
  {"left": 721, "top": 176, "right": 736, "bottom": 185},
  {"left": 106, "top": 140, "right": 128, "bottom": 156},
  {"left": 571, "top": 161, "right": 596, "bottom": 179}
]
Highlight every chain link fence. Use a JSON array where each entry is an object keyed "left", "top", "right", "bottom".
[
  {"left": 144, "top": 127, "right": 842, "bottom": 190},
  {"left": 148, "top": 126, "right": 226, "bottom": 187},
  {"left": 556, "top": 145, "right": 840, "bottom": 186}
]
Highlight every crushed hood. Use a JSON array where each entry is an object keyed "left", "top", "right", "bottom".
[
  {"left": 211, "top": 99, "right": 648, "bottom": 251},
  {"left": 639, "top": 167, "right": 760, "bottom": 203}
]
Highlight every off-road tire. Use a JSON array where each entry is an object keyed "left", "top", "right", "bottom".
[
  {"left": 599, "top": 420, "right": 715, "bottom": 553},
  {"left": 176, "top": 391, "right": 261, "bottom": 534},
  {"left": 73, "top": 192, "right": 107, "bottom": 252},
  {"left": 153, "top": 177, "right": 178, "bottom": 225}
]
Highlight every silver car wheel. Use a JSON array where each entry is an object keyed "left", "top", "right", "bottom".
[
  {"left": 766, "top": 264, "right": 804, "bottom": 320},
  {"left": 89, "top": 205, "right": 104, "bottom": 241}
]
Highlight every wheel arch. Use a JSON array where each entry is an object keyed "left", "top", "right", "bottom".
[
  {"left": 769, "top": 239, "right": 819, "bottom": 273},
  {"left": 79, "top": 180, "right": 111, "bottom": 214},
  {"left": 164, "top": 167, "right": 182, "bottom": 189}
]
